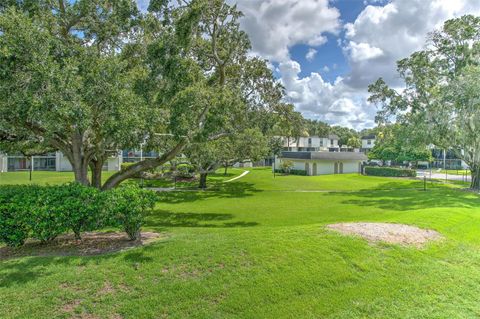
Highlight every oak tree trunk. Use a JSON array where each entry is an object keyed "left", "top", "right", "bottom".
[
  {"left": 470, "top": 166, "right": 480, "bottom": 190},
  {"left": 199, "top": 172, "right": 208, "bottom": 189},
  {"left": 90, "top": 159, "right": 104, "bottom": 189}
]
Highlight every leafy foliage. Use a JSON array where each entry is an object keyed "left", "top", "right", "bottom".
[
  {"left": 368, "top": 15, "right": 480, "bottom": 189},
  {"left": 102, "top": 185, "right": 157, "bottom": 240},
  {"left": 364, "top": 167, "right": 416, "bottom": 178},
  {"left": 0, "top": 183, "right": 156, "bottom": 246},
  {"left": 367, "top": 124, "right": 432, "bottom": 164}
]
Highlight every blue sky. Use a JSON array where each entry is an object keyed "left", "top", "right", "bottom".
[
  {"left": 288, "top": 0, "right": 366, "bottom": 82},
  {"left": 137, "top": 0, "right": 480, "bottom": 130}
]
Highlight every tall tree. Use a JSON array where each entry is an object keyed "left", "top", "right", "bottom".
[
  {"left": 0, "top": 1, "right": 149, "bottom": 187},
  {"left": 367, "top": 124, "right": 432, "bottom": 166},
  {"left": 368, "top": 15, "right": 480, "bottom": 189},
  {"left": 0, "top": 0, "right": 287, "bottom": 189},
  {"left": 187, "top": 128, "right": 268, "bottom": 189}
]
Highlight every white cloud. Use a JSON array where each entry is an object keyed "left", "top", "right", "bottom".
[
  {"left": 322, "top": 65, "right": 330, "bottom": 72},
  {"left": 343, "top": 41, "right": 384, "bottom": 62},
  {"left": 235, "top": 0, "right": 340, "bottom": 62},
  {"left": 343, "top": 0, "right": 480, "bottom": 88},
  {"left": 305, "top": 48, "right": 318, "bottom": 62},
  {"left": 278, "top": 60, "right": 376, "bottom": 130}
]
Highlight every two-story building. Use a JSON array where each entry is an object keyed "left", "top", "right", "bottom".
[
  {"left": 276, "top": 151, "right": 367, "bottom": 175},
  {"left": 283, "top": 135, "right": 340, "bottom": 152},
  {"left": 361, "top": 134, "right": 376, "bottom": 154},
  {"left": 276, "top": 134, "right": 368, "bottom": 175},
  {"left": 0, "top": 151, "right": 123, "bottom": 173}
]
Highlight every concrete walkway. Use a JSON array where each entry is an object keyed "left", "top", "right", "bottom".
[
  {"left": 417, "top": 170, "right": 471, "bottom": 182},
  {"left": 225, "top": 170, "right": 250, "bottom": 183}
]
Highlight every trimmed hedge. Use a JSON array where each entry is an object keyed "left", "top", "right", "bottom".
[
  {"left": 0, "top": 183, "right": 156, "bottom": 247},
  {"left": 364, "top": 166, "right": 416, "bottom": 177},
  {"left": 175, "top": 163, "right": 195, "bottom": 178},
  {"left": 274, "top": 169, "right": 308, "bottom": 176}
]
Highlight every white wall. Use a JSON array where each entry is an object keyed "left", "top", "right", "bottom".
[
  {"left": 107, "top": 154, "right": 122, "bottom": 171},
  {"left": 0, "top": 154, "right": 7, "bottom": 172},
  {"left": 362, "top": 139, "right": 375, "bottom": 149},
  {"left": 283, "top": 136, "right": 338, "bottom": 150},
  {"left": 56, "top": 152, "right": 73, "bottom": 171},
  {"left": 276, "top": 158, "right": 362, "bottom": 175}
]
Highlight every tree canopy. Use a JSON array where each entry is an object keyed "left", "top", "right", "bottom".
[
  {"left": 368, "top": 15, "right": 480, "bottom": 189},
  {"left": 0, "top": 0, "right": 296, "bottom": 189}
]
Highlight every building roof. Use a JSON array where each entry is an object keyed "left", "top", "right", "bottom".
[
  {"left": 361, "top": 134, "right": 376, "bottom": 140},
  {"left": 281, "top": 151, "right": 367, "bottom": 161},
  {"left": 328, "top": 134, "right": 339, "bottom": 140}
]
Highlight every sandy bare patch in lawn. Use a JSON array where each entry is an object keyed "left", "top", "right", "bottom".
[
  {"left": 0, "top": 232, "right": 164, "bottom": 260},
  {"left": 326, "top": 223, "right": 443, "bottom": 247}
]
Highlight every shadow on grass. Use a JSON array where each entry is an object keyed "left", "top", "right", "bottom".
[
  {"left": 146, "top": 210, "right": 258, "bottom": 229},
  {"left": 333, "top": 186, "right": 480, "bottom": 211},
  {"left": 155, "top": 181, "right": 262, "bottom": 204}
]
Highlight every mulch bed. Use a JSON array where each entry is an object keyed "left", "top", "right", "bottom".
[
  {"left": 0, "top": 231, "right": 164, "bottom": 260},
  {"left": 326, "top": 222, "right": 443, "bottom": 248}
]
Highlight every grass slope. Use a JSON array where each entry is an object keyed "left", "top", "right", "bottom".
[{"left": 1, "top": 168, "right": 480, "bottom": 318}]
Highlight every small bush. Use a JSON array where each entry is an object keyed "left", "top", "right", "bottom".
[
  {"left": 28, "top": 185, "right": 68, "bottom": 242},
  {"left": 176, "top": 163, "right": 195, "bottom": 178},
  {"left": 280, "top": 160, "right": 294, "bottom": 173},
  {"left": 364, "top": 166, "right": 416, "bottom": 177},
  {"left": 274, "top": 169, "right": 307, "bottom": 176},
  {"left": 0, "top": 186, "right": 33, "bottom": 247},
  {"left": 59, "top": 183, "right": 104, "bottom": 239},
  {"left": 0, "top": 183, "right": 157, "bottom": 247},
  {"left": 103, "top": 185, "right": 157, "bottom": 240}
]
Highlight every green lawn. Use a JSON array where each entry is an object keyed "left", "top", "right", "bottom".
[
  {"left": 0, "top": 171, "right": 116, "bottom": 185},
  {"left": 1, "top": 168, "right": 480, "bottom": 318},
  {"left": 436, "top": 169, "right": 471, "bottom": 176}
]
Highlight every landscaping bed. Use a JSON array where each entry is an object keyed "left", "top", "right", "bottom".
[{"left": 0, "top": 231, "right": 163, "bottom": 259}]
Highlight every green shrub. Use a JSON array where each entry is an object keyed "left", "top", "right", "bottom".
[
  {"left": 364, "top": 166, "right": 416, "bottom": 177},
  {"left": 59, "top": 183, "right": 104, "bottom": 239},
  {"left": 28, "top": 185, "right": 68, "bottom": 242},
  {"left": 0, "top": 183, "right": 157, "bottom": 246},
  {"left": 176, "top": 163, "right": 195, "bottom": 178},
  {"left": 280, "top": 160, "right": 294, "bottom": 173},
  {"left": 0, "top": 186, "right": 33, "bottom": 247},
  {"left": 274, "top": 169, "right": 307, "bottom": 176},
  {"left": 103, "top": 185, "right": 156, "bottom": 240}
]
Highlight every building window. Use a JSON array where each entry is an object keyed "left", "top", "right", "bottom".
[
  {"left": 330, "top": 139, "right": 334, "bottom": 146},
  {"left": 367, "top": 140, "right": 372, "bottom": 145}
]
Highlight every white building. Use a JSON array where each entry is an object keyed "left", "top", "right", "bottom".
[
  {"left": 275, "top": 151, "right": 367, "bottom": 175},
  {"left": 0, "top": 151, "right": 122, "bottom": 173},
  {"left": 361, "top": 134, "right": 376, "bottom": 153},
  {"left": 283, "top": 135, "right": 340, "bottom": 152}
]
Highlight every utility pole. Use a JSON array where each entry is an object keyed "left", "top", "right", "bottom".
[{"left": 29, "top": 156, "right": 33, "bottom": 182}]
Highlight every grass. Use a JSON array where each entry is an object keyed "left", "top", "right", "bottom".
[
  {"left": 0, "top": 170, "right": 116, "bottom": 185},
  {"left": 436, "top": 169, "right": 471, "bottom": 176},
  {"left": 1, "top": 168, "right": 480, "bottom": 318}
]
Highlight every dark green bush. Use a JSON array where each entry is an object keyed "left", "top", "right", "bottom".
[
  {"left": 103, "top": 185, "right": 156, "bottom": 240},
  {"left": 58, "top": 183, "right": 104, "bottom": 239},
  {"left": 0, "top": 183, "right": 157, "bottom": 247},
  {"left": 274, "top": 169, "right": 307, "bottom": 176},
  {"left": 364, "top": 166, "right": 416, "bottom": 177},
  {"left": 0, "top": 186, "right": 33, "bottom": 247},
  {"left": 176, "top": 163, "right": 195, "bottom": 178},
  {"left": 28, "top": 185, "right": 68, "bottom": 242}
]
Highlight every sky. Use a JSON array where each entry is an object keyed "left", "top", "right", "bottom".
[{"left": 137, "top": 0, "right": 480, "bottom": 130}]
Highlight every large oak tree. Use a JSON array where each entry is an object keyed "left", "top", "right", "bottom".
[
  {"left": 368, "top": 15, "right": 480, "bottom": 190},
  {"left": 0, "top": 0, "right": 292, "bottom": 189}
]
